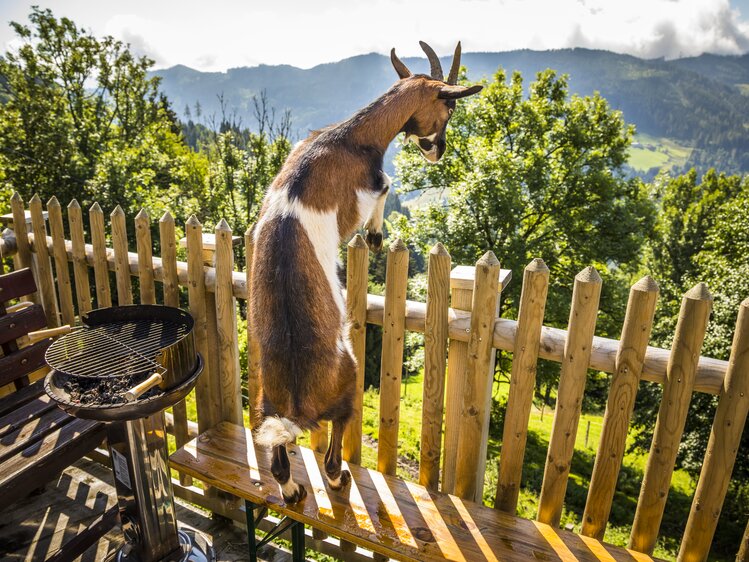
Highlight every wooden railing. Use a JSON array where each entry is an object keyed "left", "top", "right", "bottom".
[{"left": 1, "top": 192, "right": 747, "bottom": 561}]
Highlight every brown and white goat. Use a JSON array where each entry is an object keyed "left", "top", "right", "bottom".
[{"left": 251, "top": 41, "right": 482, "bottom": 504}]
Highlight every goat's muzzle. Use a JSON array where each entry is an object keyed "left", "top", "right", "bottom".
[{"left": 366, "top": 231, "right": 384, "bottom": 252}]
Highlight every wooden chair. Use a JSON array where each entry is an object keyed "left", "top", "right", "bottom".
[{"left": 0, "top": 268, "right": 114, "bottom": 560}]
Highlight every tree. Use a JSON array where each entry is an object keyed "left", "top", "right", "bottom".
[
  {"left": 0, "top": 7, "right": 205, "bottom": 217},
  {"left": 392, "top": 68, "right": 655, "bottom": 393}
]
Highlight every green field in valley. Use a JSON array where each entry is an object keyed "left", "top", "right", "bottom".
[{"left": 627, "top": 133, "right": 693, "bottom": 173}]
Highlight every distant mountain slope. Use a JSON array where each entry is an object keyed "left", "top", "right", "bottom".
[{"left": 153, "top": 48, "right": 749, "bottom": 174}]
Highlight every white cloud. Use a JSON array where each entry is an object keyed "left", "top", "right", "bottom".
[{"left": 1, "top": 0, "right": 748, "bottom": 71}]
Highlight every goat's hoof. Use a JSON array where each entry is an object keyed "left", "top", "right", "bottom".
[
  {"left": 328, "top": 470, "right": 351, "bottom": 491},
  {"left": 366, "top": 231, "right": 383, "bottom": 252},
  {"left": 283, "top": 484, "right": 307, "bottom": 505}
]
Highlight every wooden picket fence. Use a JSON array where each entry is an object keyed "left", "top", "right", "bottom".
[{"left": 1, "top": 192, "right": 748, "bottom": 561}]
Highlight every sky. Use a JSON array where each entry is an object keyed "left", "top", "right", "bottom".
[{"left": 1, "top": 0, "right": 749, "bottom": 72}]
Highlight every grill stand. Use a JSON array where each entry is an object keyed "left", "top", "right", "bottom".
[{"left": 107, "top": 412, "right": 214, "bottom": 562}]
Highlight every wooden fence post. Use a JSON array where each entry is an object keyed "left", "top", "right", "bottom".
[
  {"left": 678, "top": 297, "right": 749, "bottom": 561},
  {"left": 135, "top": 209, "right": 156, "bottom": 305},
  {"left": 29, "top": 194, "right": 60, "bottom": 327},
  {"left": 89, "top": 203, "right": 112, "bottom": 308},
  {"left": 538, "top": 266, "right": 602, "bottom": 527},
  {"left": 46, "top": 196, "right": 75, "bottom": 326},
  {"left": 419, "top": 243, "right": 451, "bottom": 491},
  {"left": 343, "top": 233, "right": 369, "bottom": 464},
  {"left": 495, "top": 258, "right": 550, "bottom": 513},
  {"left": 67, "top": 199, "right": 92, "bottom": 314},
  {"left": 110, "top": 205, "right": 132, "bottom": 305},
  {"left": 185, "top": 215, "right": 218, "bottom": 433},
  {"left": 454, "top": 251, "right": 501, "bottom": 502},
  {"left": 582, "top": 275, "right": 659, "bottom": 539},
  {"left": 629, "top": 283, "right": 712, "bottom": 554},
  {"left": 160, "top": 211, "right": 191, "bottom": 486},
  {"left": 377, "top": 239, "right": 409, "bottom": 476},
  {"left": 443, "top": 268, "right": 476, "bottom": 493},
  {"left": 215, "top": 219, "right": 243, "bottom": 426},
  {"left": 245, "top": 227, "right": 262, "bottom": 427}
]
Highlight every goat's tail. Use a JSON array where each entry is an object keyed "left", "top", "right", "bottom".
[{"left": 253, "top": 416, "right": 304, "bottom": 448}]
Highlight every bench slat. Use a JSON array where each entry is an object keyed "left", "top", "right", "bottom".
[
  {"left": 0, "top": 304, "right": 47, "bottom": 347},
  {"left": 0, "top": 268, "right": 36, "bottom": 304},
  {"left": 0, "top": 338, "right": 52, "bottom": 387},
  {"left": 171, "top": 422, "right": 658, "bottom": 562},
  {"left": 0, "top": 404, "right": 73, "bottom": 463},
  {"left": 0, "top": 378, "right": 45, "bottom": 418},
  {"left": 1, "top": 416, "right": 106, "bottom": 506},
  {"left": 0, "top": 390, "right": 56, "bottom": 436}
]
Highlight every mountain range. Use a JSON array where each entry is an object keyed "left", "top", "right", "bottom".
[{"left": 153, "top": 48, "right": 749, "bottom": 176}]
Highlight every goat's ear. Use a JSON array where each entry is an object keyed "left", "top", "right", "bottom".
[
  {"left": 437, "top": 84, "right": 483, "bottom": 99},
  {"left": 391, "top": 48, "right": 412, "bottom": 79}
]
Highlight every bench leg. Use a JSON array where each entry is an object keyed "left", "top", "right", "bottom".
[
  {"left": 245, "top": 500, "right": 306, "bottom": 561},
  {"left": 291, "top": 520, "right": 305, "bottom": 562}
]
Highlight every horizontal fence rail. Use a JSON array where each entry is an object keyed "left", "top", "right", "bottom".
[{"left": 2, "top": 228, "right": 730, "bottom": 395}]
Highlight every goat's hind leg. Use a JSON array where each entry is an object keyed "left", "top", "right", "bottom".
[
  {"left": 324, "top": 417, "right": 351, "bottom": 490},
  {"left": 271, "top": 444, "right": 307, "bottom": 504}
]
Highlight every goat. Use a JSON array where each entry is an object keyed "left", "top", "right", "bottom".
[{"left": 250, "top": 41, "right": 482, "bottom": 504}]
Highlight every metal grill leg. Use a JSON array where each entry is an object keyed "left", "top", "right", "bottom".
[{"left": 291, "top": 521, "right": 305, "bottom": 562}]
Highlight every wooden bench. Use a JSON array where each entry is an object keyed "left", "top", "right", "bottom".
[
  {"left": 171, "top": 422, "right": 660, "bottom": 562},
  {"left": 0, "top": 268, "right": 113, "bottom": 559}
]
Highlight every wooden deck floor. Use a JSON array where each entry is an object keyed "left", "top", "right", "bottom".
[{"left": 0, "top": 457, "right": 260, "bottom": 561}]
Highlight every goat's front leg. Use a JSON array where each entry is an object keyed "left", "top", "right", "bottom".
[{"left": 364, "top": 172, "right": 391, "bottom": 252}]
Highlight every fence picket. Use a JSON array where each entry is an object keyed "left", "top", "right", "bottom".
[
  {"left": 89, "top": 203, "right": 112, "bottom": 308},
  {"left": 29, "top": 194, "right": 59, "bottom": 327},
  {"left": 538, "top": 266, "right": 602, "bottom": 527},
  {"left": 160, "top": 211, "right": 191, "bottom": 486},
  {"left": 582, "top": 275, "right": 659, "bottom": 538},
  {"left": 245, "top": 227, "right": 261, "bottom": 426},
  {"left": 135, "top": 209, "right": 155, "bottom": 305},
  {"left": 419, "top": 243, "right": 451, "bottom": 491},
  {"left": 215, "top": 219, "right": 242, "bottom": 426},
  {"left": 67, "top": 199, "right": 92, "bottom": 314},
  {"left": 495, "top": 258, "right": 550, "bottom": 513},
  {"left": 629, "top": 283, "right": 712, "bottom": 554},
  {"left": 110, "top": 205, "right": 132, "bottom": 305},
  {"left": 454, "top": 251, "right": 501, "bottom": 502},
  {"left": 186, "top": 216, "right": 218, "bottom": 433},
  {"left": 343, "top": 234, "right": 369, "bottom": 464},
  {"left": 377, "top": 239, "right": 409, "bottom": 476},
  {"left": 46, "top": 196, "right": 75, "bottom": 325}
]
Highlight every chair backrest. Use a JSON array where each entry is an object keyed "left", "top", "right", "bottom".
[{"left": 0, "top": 268, "right": 50, "bottom": 389}]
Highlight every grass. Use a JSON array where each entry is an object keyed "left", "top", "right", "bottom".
[{"left": 627, "top": 133, "right": 693, "bottom": 173}]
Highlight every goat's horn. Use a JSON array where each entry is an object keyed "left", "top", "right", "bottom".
[
  {"left": 419, "top": 41, "right": 444, "bottom": 81},
  {"left": 447, "top": 41, "right": 462, "bottom": 85},
  {"left": 390, "top": 48, "right": 412, "bottom": 79}
]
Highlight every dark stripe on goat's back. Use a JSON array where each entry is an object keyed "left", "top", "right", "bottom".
[{"left": 250, "top": 214, "right": 341, "bottom": 423}]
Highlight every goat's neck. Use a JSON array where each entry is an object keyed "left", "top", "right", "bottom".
[{"left": 344, "top": 84, "right": 425, "bottom": 150}]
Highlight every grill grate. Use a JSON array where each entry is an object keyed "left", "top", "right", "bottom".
[{"left": 46, "top": 318, "right": 190, "bottom": 379}]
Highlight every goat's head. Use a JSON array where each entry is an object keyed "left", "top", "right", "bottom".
[{"left": 391, "top": 41, "right": 483, "bottom": 163}]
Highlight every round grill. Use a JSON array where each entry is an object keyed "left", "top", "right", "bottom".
[
  {"left": 45, "top": 317, "right": 189, "bottom": 379},
  {"left": 44, "top": 305, "right": 202, "bottom": 422}
]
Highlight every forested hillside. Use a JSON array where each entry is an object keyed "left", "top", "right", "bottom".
[{"left": 155, "top": 49, "right": 749, "bottom": 175}]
